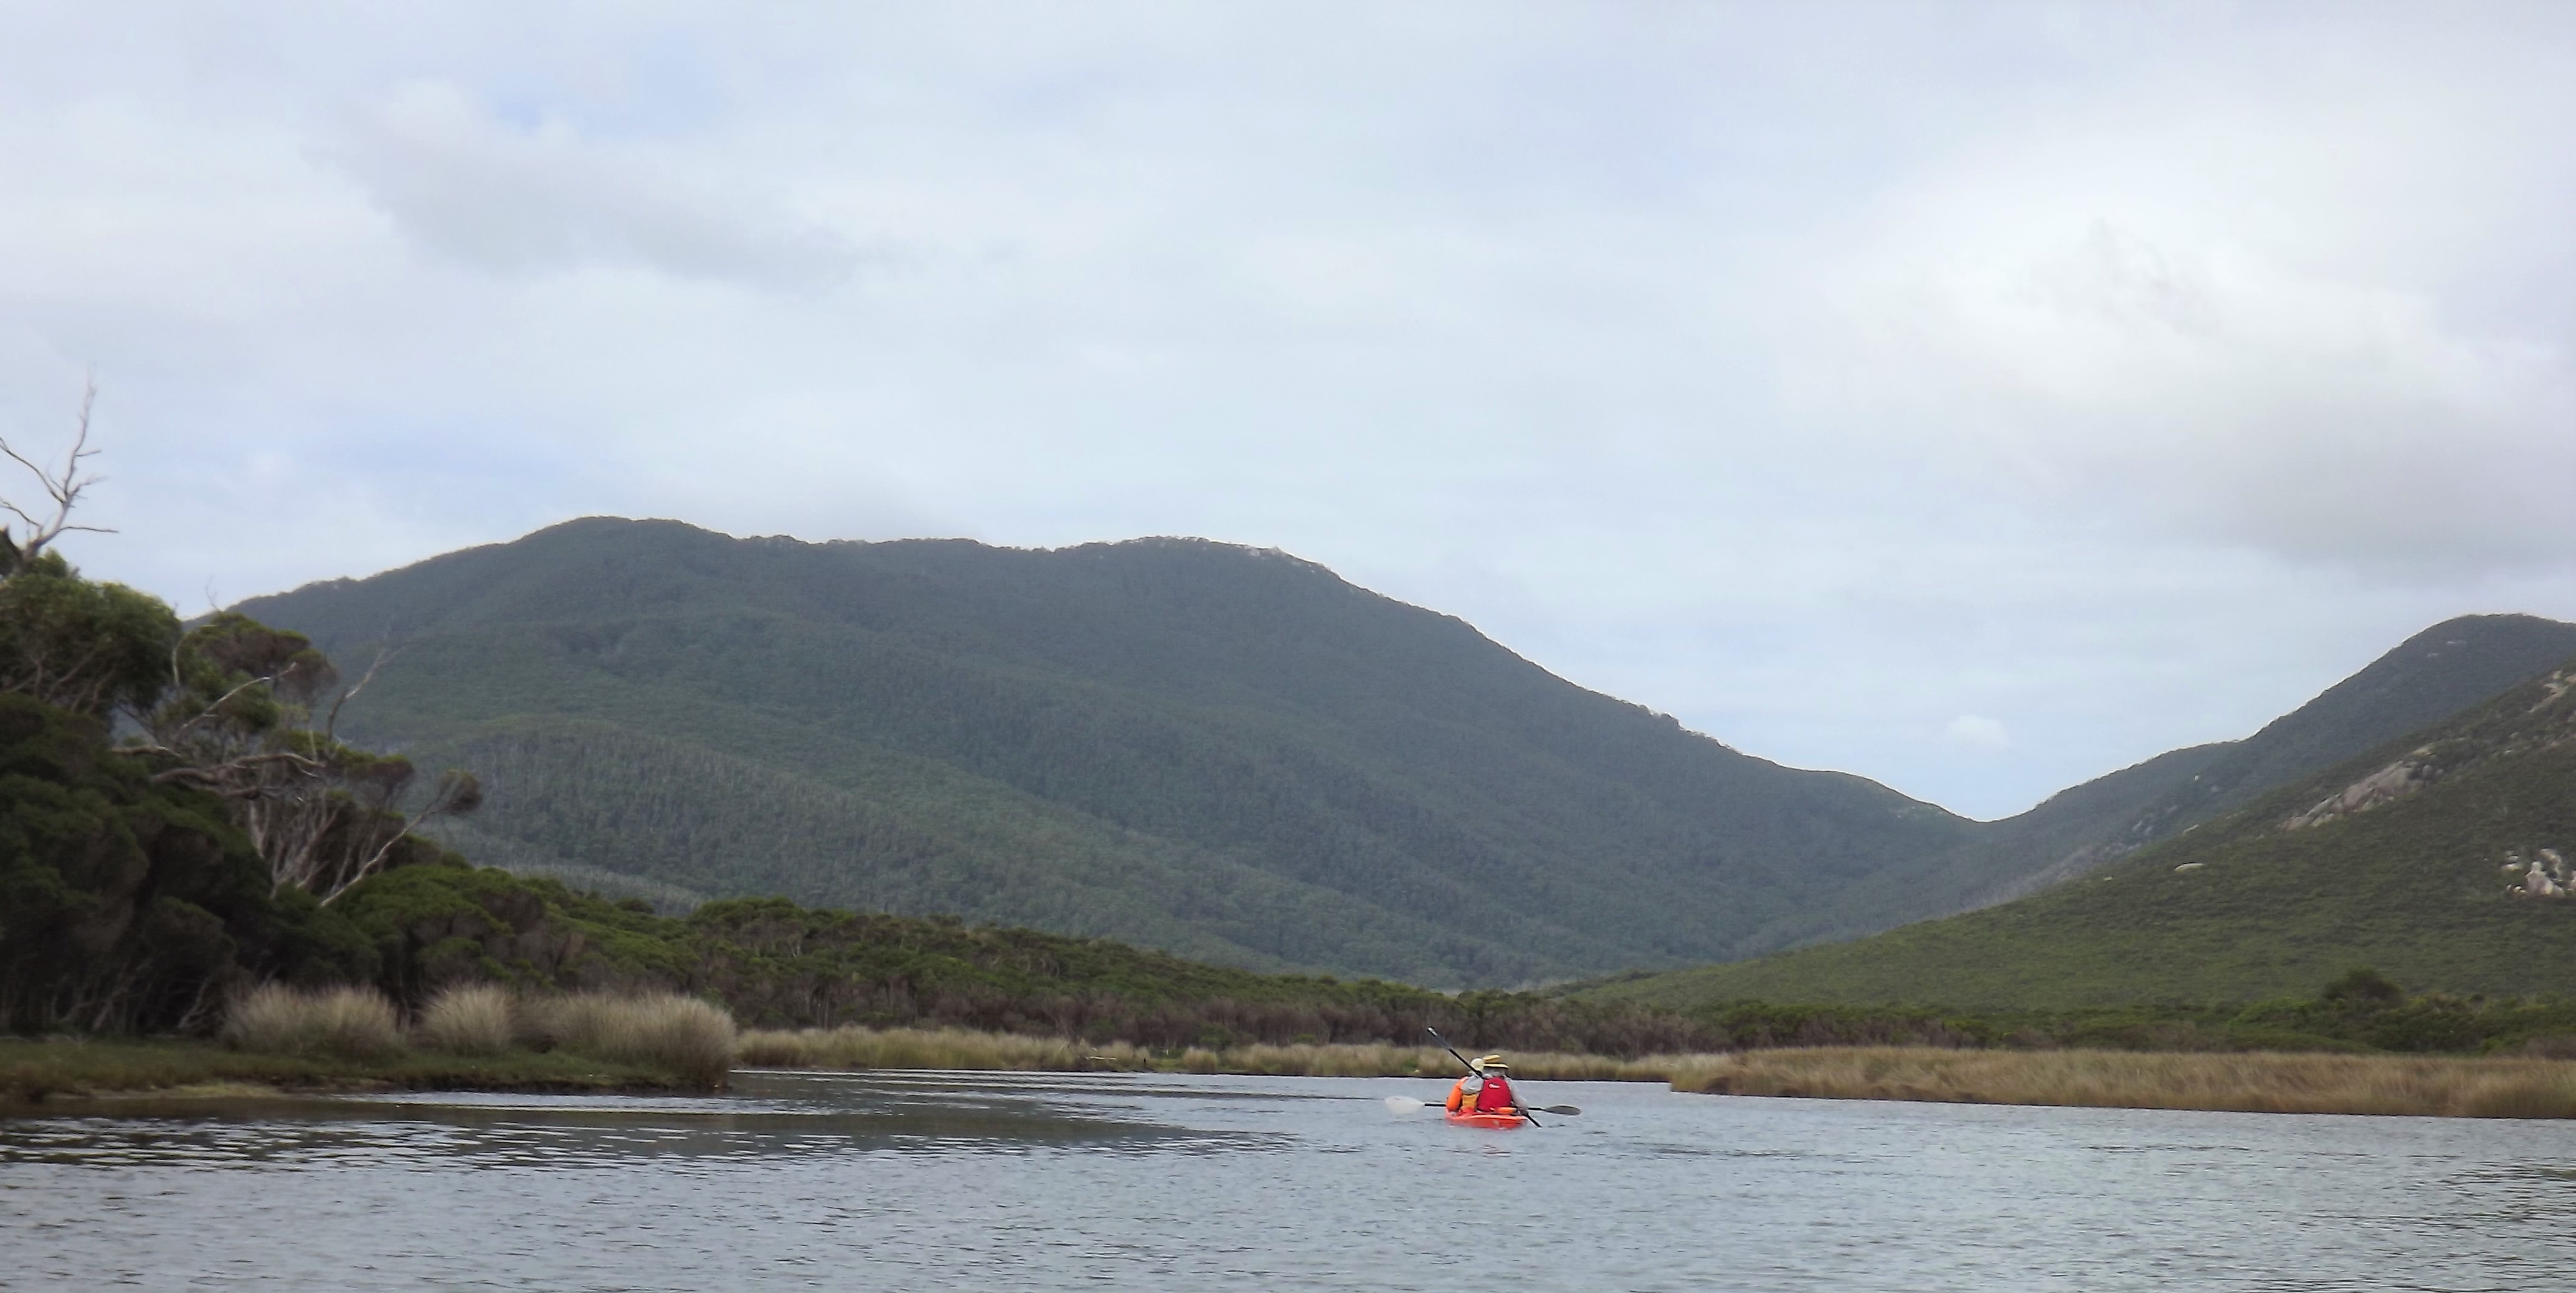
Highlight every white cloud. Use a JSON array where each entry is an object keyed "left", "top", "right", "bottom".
[
  {"left": 5, "top": 1, "right": 2576, "bottom": 819},
  {"left": 1945, "top": 715, "right": 2014, "bottom": 751},
  {"left": 317, "top": 81, "right": 863, "bottom": 287}
]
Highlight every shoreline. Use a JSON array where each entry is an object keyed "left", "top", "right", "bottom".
[
  {"left": 19, "top": 1029, "right": 2576, "bottom": 1121},
  {"left": 741, "top": 1026, "right": 2576, "bottom": 1119},
  {"left": 0, "top": 1036, "right": 691, "bottom": 1108}
]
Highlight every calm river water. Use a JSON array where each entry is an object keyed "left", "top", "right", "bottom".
[{"left": 5, "top": 1069, "right": 2576, "bottom": 1290}]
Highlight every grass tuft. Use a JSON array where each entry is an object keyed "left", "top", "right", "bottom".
[
  {"left": 221, "top": 984, "right": 406, "bottom": 1061},
  {"left": 416, "top": 984, "right": 515, "bottom": 1057},
  {"left": 519, "top": 992, "right": 737, "bottom": 1089}
]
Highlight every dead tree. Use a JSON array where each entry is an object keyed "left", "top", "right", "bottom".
[{"left": 0, "top": 379, "right": 111, "bottom": 579}]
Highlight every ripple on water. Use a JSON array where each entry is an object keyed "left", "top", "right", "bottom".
[{"left": 7, "top": 1074, "right": 2576, "bottom": 1291}]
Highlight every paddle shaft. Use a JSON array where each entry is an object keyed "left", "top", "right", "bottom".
[{"left": 1425, "top": 1027, "right": 1542, "bottom": 1126}]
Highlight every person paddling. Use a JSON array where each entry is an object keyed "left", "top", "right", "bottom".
[{"left": 1445, "top": 1055, "right": 1521, "bottom": 1117}]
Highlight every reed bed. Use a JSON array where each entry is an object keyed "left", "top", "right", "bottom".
[
  {"left": 736, "top": 1025, "right": 1665, "bottom": 1080},
  {"left": 216, "top": 984, "right": 739, "bottom": 1089},
  {"left": 415, "top": 984, "right": 515, "bottom": 1057},
  {"left": 221, "top": 985, "right": 406, "bottom": 1061},
  {"left": 517, "top": 992, "right": 739, "bottom": 1089},
  {"left": 1657, "top": 1046, "right": 2576, "bottom": 1118}
]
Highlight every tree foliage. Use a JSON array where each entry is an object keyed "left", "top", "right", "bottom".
[{"left": 137, "top": 613, "right": 483, "bottom": 903}]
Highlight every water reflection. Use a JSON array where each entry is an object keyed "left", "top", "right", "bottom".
[{"left": 7, "top": 1072, "right": 2576, "bottom": 1291}]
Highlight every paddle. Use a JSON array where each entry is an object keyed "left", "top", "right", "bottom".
[
  {"left": 1382, "top": 1095, "right": 1582, "bottom": 1116},
  {"left": 1425, "top": 1026, "right": 1544, "bottom": 1126}
]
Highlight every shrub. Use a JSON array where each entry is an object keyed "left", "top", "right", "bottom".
[
  {"left": 221, "top": 984, "right": 404, "bottom": 1060},
  {"left": 519, "top": 992, "right": 737, "bottom": 1089},
  {"left": 416, "top": 984, "right": 514, "bottom": 1056}
]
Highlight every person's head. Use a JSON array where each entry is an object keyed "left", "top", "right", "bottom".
[{"left": 1475, "top": 1054, "right": 1508, "bottom": 1074}]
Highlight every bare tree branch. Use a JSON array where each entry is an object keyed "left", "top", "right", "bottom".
[{"left": 0, "top": 379, "right": 114, "bottom": 574}]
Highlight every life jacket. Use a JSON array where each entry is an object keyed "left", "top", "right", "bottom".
[
  {"left": 1446, "top": 1075, "right": 1480, "bottom": 1112},
  {"left": 1474, "top": 1074, "right": 1517, "bottom": 1114}
]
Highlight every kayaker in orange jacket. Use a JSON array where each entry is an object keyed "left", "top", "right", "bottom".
[{"left": 1445, "top": 1056, "right": 1518, "bottom": 1115}]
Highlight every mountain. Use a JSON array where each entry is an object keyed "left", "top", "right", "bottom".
[
  {"left": 235, "top": 518, "right": 1983, "bottom": 987},
  {"left": 1577, "top": 649, "right": 2576, "bottom": 1010},
  {"left": 234, "top": 517, "right": 2576, "bottom": 988},
  {"left": 1747, "top": 614, "right": 2576, "bottom": 950}
]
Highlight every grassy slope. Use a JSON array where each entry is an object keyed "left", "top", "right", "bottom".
[
  {"left": 1584, "top": 658, "right": 2576, "bottom": 1010},
  {"left": 1749, "top": 614, "right": 2576, "bottom": 952}
]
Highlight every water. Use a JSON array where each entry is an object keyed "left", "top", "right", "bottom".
[{"left": 5, "top": 1070, "right": 2576, "bottom": 1291}]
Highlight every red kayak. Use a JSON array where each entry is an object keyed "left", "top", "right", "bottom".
[{"left": 1445, "top": 1109, "right": 1529, "bottom": 1129}]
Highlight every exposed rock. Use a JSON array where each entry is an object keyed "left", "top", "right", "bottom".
[{"left": 2284, "top": 754, "right": 2438, "bottom": 830}]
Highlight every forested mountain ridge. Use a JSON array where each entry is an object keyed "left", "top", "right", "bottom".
[
  {"left": 234, "top": 519, "right": 2576, "bottom": 988},
  {"left": 237, "top": 518, "right": 1980, "bottom": 986},
  {"left": 1753, "top": 613, "right": 2576, "bottom": 949},
  {"left": 1578, "top": 647, "right": 2576, "bottom": 1010}
]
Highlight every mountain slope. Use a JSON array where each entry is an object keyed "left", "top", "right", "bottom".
[
  {"left": 1580, "top": 653, "right": 2576, "bottom": 1010},
  {"left": 237, "top": 518, "right": 1977, "bottom": 986},
  {"left": 1750, "top": 613, "right": 2576, "bottom": 951},
  {"left": 237, "top": 519, "right": 2576, "bottom": 988}
]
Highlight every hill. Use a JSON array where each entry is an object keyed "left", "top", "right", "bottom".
[
  {"left": 1578, "top": 652, "right": 2576, "bottom": 1010},
  {"left": 1750, "top": 613, "right": 2576, "bottom": 949},
  {"left": 235, "top": 518, "right": 2576, "bottom": 988},
  {"left": 237, "top": 518, "right": 1984, "bottom": 987}
]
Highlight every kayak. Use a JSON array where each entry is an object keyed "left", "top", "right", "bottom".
[{"left": 1445, "top": 1109, "right": 1528, "bottom": 1130}]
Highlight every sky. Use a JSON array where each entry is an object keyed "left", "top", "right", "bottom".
[{"left": 4, "top": 1, "right": 2575, "bottom": 820}]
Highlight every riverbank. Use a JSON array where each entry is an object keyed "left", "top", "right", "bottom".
[
  {"left": 739, "top": 1026, "right": 2576, "bottom": 1118},
  {"left": 736, "top": 1024, "right": 1659, "bottom": 1080},
  {"left": 0, "top": 1036, "right": 685, "bottom": 1105},
  {"left": 1660, "top": 1046, "right": 2576, "bottom": 1118}
]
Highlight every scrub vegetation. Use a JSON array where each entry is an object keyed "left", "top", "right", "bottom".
[
  {"left": 1659, "top": 1047, "right": 2576, "bottom": 1119},
  {"left": 1583, "top": 650, "right": 2576, "bottom": 1012}
]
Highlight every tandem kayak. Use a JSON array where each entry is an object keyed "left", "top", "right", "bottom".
[{"left": 1445, "top": 1109, "right": 1529, "bottom": 1130}]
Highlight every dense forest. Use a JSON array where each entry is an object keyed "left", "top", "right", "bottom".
[
  {"left": 12, "top": 481, "right": 2576, "bottom": 1059},
  {"left": 231, "top": 517, "right": 2576, "bottom": 985}
]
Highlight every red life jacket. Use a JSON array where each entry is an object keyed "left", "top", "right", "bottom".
[{"left": 1473, "top": 1074, "right": 1516, "bottom": 1112}]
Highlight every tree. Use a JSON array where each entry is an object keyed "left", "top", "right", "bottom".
[
  {"left": 0, "top": 391, "right": 482, "bottom": 905},
  {"left": 138, "top": 615, "right": 483, "bottom": 904},
  {"left": 0, "top": 378, "right": 110, "bottom": 580},
  {"left": 0, "top": 384, "right": 173, "bottom": 717}
]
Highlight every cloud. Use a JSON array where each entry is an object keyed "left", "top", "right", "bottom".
[
  {"left": 1944, "top": 715, "right": 2014, "bottom": 750},
  {"left": 316, "top": 81, "right": 863, "bottom": 288},
  {"left": 5, "top": 2, "right": 2576, "bottom": 821}
]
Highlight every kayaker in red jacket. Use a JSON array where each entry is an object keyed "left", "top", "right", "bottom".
[{"left": 1445, "top": 1056, "right": 1518, "bottom": 1115}]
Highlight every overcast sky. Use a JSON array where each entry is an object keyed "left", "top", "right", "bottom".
[{"left": 5, "top": 2, "right": 2575, "bottom": 819}]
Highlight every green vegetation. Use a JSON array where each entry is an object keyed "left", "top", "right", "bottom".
[
  {"left": 1583, "top": 657, "right": 2576, "bottom": 1011},
  {"left": 0, "top": 1036, "right": 684, "bottom": 1103},
  {"left": 231, "top": 519, "right": 2576, "bottom": 984},
  {"left": 234, "top": 518, "right": 1998, "bottom": 985}
]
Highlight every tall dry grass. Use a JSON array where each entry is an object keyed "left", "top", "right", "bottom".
[
  {"left": 519, "top": 992, "right": 738, "bottom": 1089},
  {"left": 415, "top": 984, "right": 515, "bottom": 1057},
  {"left": 732, "top": 1027, "right": 2576, "bottom": 1119},
  {"left": 222, "top": 984, "right": 406, "bottom": 1061},
  {"left": 736, "top": 1025, "right": 1664, "bottom": 1080},
  {"left": 1657, "top": 1046, "right": 2576, "bottom": 1118}
]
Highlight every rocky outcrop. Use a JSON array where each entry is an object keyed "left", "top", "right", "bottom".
[
  {"left": 2506, "top": 847, "right": 2572, "bottom": 900},
  {"left": 2284, "top": 754, "right": 2440, "bottom": 830}
]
